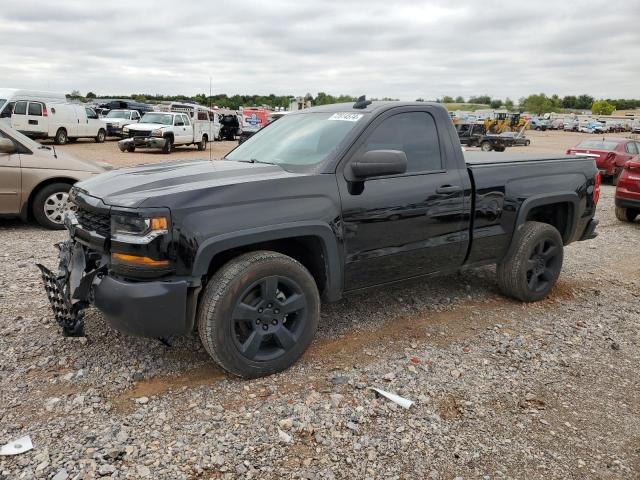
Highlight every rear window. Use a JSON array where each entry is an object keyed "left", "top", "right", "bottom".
[
  {"left": 28, "top": 102, "right": 43, "bottom": 116},
  {"left": 576, "top": 140, "right": 618, "bottom": 151}
]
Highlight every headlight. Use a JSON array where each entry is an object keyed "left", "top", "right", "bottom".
[
  {"left": 151, "top": 128, "right": 164, "bottom": 137},
  {"left": 111, "top": 213, "right": 169, "bottom": 244},
  {"left": 123, "top": 126, "right": 129, "bottom": 134}
]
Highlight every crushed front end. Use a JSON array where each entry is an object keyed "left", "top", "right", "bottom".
[{"left": 38, "top": 187, "right": 193, "bottom": 338}]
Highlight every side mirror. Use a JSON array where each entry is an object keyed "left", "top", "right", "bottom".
[
  {"left": 350, "top": 150, "right": 407, "bottom": 179},
  {"left": 0, "top": 138, "right": 16, "bottom": 154}
]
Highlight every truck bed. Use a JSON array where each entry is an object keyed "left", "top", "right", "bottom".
[{"left": 464, "top": 152, "right": 582, "bottom": 166}]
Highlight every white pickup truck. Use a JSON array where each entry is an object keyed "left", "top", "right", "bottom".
[
  {"left": 101, "top": 109, "right": 141, "bottom": 138},
  {"left": 118, "top": 109, "right": 211, "bottom": 154}
]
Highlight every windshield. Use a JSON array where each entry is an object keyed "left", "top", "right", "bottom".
[
  {"left": 227, "top": 112, "right": 365, "bottom": 170},
  {"left": 0, "top": 99, "right": 5, "bottom": 110},
  {"left": 140, "top": 113, "right": 173, "bottom": 125},
  {"left": 577, "top": 140, "right": 618, "bottom": 151},
  {"left": 106, "top": 110, "right": 130, "bottom": 119}
]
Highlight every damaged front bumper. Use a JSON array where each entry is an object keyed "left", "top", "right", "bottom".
[
  {"left": 37, "top": 241, "right": 105, "bottom": 336},
  {"left": 117, "top": 136, "right": 166, "bottom": 151},
  {"left": 38, "top": 212, "right": 192, "bottom": 338}
]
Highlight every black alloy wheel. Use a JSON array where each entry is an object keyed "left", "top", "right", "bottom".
[
  {"left": 231, "top": 275, "right": 308, "bottom": 362},
  {"left": 524, "top": 238, "right": 561, "bottom": 293}
]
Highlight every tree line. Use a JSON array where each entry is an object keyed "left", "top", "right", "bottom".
[
  {"left": 67, "top": 90, "right": 359, "bottom": 110},
  {"left": 67, "top": 89, "right": 639, "bottom": 115},
  {"left": 436, "top": 94, "right": 640, "bottom": 115}
]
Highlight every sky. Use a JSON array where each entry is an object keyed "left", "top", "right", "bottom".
[{"left": 1, "top": 0, "right": 639, "bottom": 100}]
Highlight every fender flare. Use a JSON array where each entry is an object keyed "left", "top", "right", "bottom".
[
  {"left": 191, "top": 221, "right": 343, "bottom": 301},
  {"left": 503, "top": 192, "right": 579, "bottom": 260}
]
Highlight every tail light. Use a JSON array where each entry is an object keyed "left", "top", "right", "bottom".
[
  {"left": 42, "top": 104, "right": 48, "bottom": 117},
  {"left": 566, "top": 149, "right": 571, "bottom": 154},
  {"left": 593, "top": 172, "right": 600, "bottom": 205}
]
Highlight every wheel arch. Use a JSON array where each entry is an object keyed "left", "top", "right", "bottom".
[
  {"left": 192, "top": 222, "right": 343, "bottom": 301},
  {"left": 508, "top": 193, "right": 579, "bottom": 255}
]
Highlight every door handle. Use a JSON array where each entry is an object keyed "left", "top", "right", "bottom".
[{"left": 436, "top": 185, "right": 463, "bottom": 194}]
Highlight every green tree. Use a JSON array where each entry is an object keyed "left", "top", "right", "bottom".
[
  {"left": 575, "top": 94, "right": 595, "bottom": 110},
  {"left": 441, "top": 95, "right": 454, "bottom": 103},
  {"left": 490, "top": 99, "right": 503, "bottom": 109},
  {"left": 562, "top": 95, "right": 577, "bottom": 109},
  {"left": 86, "top": 91, "right": 96, "bottom": 99},
  {"left": 455, "top": 96, "right": 465, "bottom": 103},
  {"left": 468, "top": 95, "right": 491, "bottom": 105},
  {"left": 591, "top": 100, "right": 615, "bottom": 115},
  {"left": 504, "top": 98, "right": 514, "bottom": 110},
  {"left": 520, "top": 93, "right": 560, "bottom": 115}
]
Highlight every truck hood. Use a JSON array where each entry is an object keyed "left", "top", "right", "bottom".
[
  {"left": 127, "top": 122, "right": 168, "bottom": 130},
  {"left": 102, "top": 118, "right": 128, "bottom": 125},
  {"left": 74, "top": 159, "right": 303, "bottom": 208}
]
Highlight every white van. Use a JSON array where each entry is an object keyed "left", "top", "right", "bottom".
[
  {"left": 11, "top": 101, "right": 107, "bottom": 144},
  {"left": 0, "top": 88, "right": 66, "bottom": 119}
]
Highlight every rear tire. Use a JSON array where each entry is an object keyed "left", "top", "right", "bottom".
[
  {"left": 497, "top": 221, "right": 563, "bottom": 302},
  {"left": 525, "top": 140, "right": 531, "bottom": 146},
  {"left": 612, "top": 168, "right": 622, "bottom": 186},
  {"left": 126, "top": 145, "right": 136, "bottom": 153},
  {"left": 615, "top": 207, "right": 638, "bottom": 222},
  {"left": 197, "top": 251, "right": 320, "bottom": 378},
  {"left": 54, "top": 128, "right": 68, "bottom": 145},
  {"left": 197, "top": 135, "right": 207, "bottom": 151},
  {"left": 95, "top": 129, "right": 106, "bottom": 143},
  {"left": 32, "top": 182, "right": 73, "bottom": 230}
]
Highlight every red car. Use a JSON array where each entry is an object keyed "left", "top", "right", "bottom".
[
  {"left": 567, "top": 137, "right": 640, "bottom": 184},
  {"left": 615, "top": 160, "right": 640, "bottom": 222}
]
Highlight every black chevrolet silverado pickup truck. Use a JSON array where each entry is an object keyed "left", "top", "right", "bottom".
[{"left": 39, "top": 99, "right": 600, "bottom": 378}]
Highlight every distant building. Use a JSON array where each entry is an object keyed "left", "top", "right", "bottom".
[{"left": 289, "top": 96, "right": 312, "bottom": 111}]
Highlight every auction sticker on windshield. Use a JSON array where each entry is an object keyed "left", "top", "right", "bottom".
[{"left": 328, "top": 112, "right": 363, "bottom": 122}]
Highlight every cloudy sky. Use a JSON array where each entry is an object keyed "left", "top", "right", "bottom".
[{"left": 1, "top": 0, "right": 638, "bottom": 100}]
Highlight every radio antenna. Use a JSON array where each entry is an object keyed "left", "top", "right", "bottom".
[{"left": 209, "top": 76, "right": 213, "bottom": 162}]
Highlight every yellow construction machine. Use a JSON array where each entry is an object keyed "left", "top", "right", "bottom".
[{"left": 484, "top": 113, "right": 527, "bottom": 133}]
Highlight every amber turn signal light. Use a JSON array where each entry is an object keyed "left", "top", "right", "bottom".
[
  {"left": 150, "top": 217, "right": 168, "bottom": 230},
  {"left": 111, "top": 253, "right": 169, "bottom": 267}
]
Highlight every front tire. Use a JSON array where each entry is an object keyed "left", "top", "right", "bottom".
[
  {"left": 197, "top": 251, "right": 320, "bottom": 378},
  {"left": 95, "top": 129, "right": 106, "bottom": 143},
  {"left": 497, "top": 221, "right": 563, "bottom": 302},
  {"left": 615, "top": 207, "right": 639, "bottom": 222},
  {"left": 32, "top": 182, "right": 72, "bottom": 230},
  {"left": 480, "top": 141, "right": 492, "bottom": 152},
  {"left": 162, "top": 136, "right": 173, "bottom": 154}
]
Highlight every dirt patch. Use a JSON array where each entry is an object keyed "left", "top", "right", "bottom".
[{"left": 112, "top": 363, "right": 225, "bottom": 413}]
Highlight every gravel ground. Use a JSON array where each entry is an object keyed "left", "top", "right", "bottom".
[{"left": 1, "top": 135, "right": 639, "bottom": 479}]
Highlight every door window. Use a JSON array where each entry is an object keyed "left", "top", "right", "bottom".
[
  {"left": 28, "top": 102, "right": 43, "bottom": 116},
  {"left": 14, "top": 101, "right": 27, "bottom": 115},
  {"left": 0, "top": 102, "right": 15, "bottom": 118},
  {"left": 358, "top": 112, "right": 442, "bottom": 173},
  {"left": 85, "top": 108, "right": 98, "bottom": 119}
]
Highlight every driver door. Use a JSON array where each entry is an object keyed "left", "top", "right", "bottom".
[
  {"left": 337, "top": 108, "right": 470, "bottom": 290},
  {"left": 0, "top": 132, "right": 21, "bottom": 214}
]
